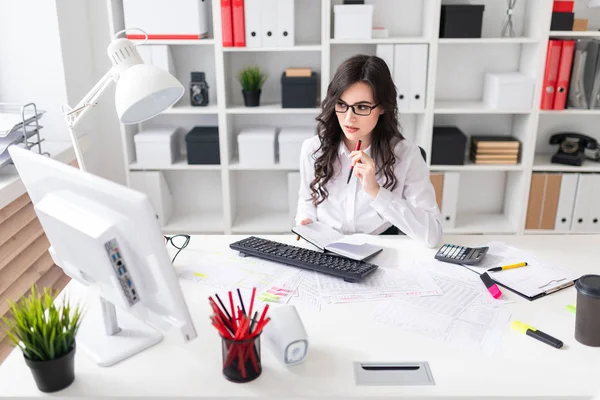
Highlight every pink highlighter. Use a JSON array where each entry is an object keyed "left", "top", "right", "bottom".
[{"left": 480, "top": 272, "right": 502, "bottom": 299}]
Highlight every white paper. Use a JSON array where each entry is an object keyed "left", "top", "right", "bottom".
[
  {"left": 418, "top": 259, "right": 482, "bottom": 286},
  {"left": 177, "top": 249, "right": 304, "bottom": 303},
  {"left": 0, "top": 150, "right": 10, "bottom": 166},
  {"left": 287, "top": 272, "right": 322, "bottom": 312},
  {"left": 371, "top": 274, "right": 511, "bottom": 355},
  {"left": 316, "top": 265, "right": 443, "bottom": 303},
  {"left": 463, "top": 241, "right": 579, "bottom": 298},
  {"left": 0, "top": 129, "right": 26, "bottom": 153},
  {"left": 324, "top": 291, "right": 438, "bottom": 304},
  {"left": 0, "top": 111, "right": 42, "bottom": 137}
]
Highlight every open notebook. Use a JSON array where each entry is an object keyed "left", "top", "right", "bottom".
[
  {"left": 292, "top": 222, "right": 383, "bottom": 261},
  {"left": 461, "top": 241, "right": 580, "bottom": 300}
]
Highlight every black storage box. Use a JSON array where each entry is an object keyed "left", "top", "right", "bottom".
[
  {"left": 281, "top": 72, "right": 319, "bottom": 108},
  {"left": 432, "top": 126, "right": 467, "bottom": 165},
  {"left": 185, "top": 126, "right": 220, "bottom": 165},
  {"left": 439, "top": 4, "right": 485, "bottom": 38},
  {"left": 550, "top": 12, "right": 574, "bottom": 31}
]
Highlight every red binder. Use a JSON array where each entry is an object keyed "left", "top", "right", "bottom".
[
  {"left": 541, "top": 40, "right": 562, "bottom": 110},
  {"left": 221, "top": 0, "right": 233, "bottom": 47},
  {"left": 232, "top": 0, "right": 246, "bottom": 47},
  {"left": 553, "top": 40, "right": 575, "bottom": 110}
]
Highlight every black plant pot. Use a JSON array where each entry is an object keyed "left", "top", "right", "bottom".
[
  {"left": 24, "top": 344, "right": 76, "bottom": 393},
  {"left": 242, "top": 89, "right": 261, "bottom": 107}
]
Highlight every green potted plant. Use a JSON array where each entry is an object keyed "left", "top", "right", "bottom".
[
  {"left": 1, "top": 286, "right": 83, "bottom": 393},
  {"left": 238, "top": 66, "right": 266, "bottom": 107}
]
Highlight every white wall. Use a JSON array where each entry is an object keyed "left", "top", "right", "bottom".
[
  {"left": 0, "top": 0, "right": 68, "bottom": 143},
  {"left": 54, "top": 0, "right": 126, "bottom": 183},
  {"left": 85, "top": 0, "right": 126, "bottom": 185},
  {"left": 0, "top": 0, "right": 126, "bottom": 184}
]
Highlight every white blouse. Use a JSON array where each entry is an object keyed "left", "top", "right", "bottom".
[{"left": 295, "top": 135, "right": 443, "bottom": 248}]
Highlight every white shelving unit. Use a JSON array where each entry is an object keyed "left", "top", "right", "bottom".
[{"left": 106, "top": 0, "right": 600, "bottom": 236}]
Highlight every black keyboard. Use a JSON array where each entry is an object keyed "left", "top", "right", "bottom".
[{"left": 229, "top": 236, "right": 379, "bottom": 282}]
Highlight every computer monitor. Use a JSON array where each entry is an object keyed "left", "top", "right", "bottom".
[{"left": 7, "top": 145, "right": 198, "bottom": 367}]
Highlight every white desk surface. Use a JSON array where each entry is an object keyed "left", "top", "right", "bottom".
[{"left": 1, "top": 234, "right": 600, "bottom": 399}]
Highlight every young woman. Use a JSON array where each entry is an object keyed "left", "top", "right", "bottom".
[{"left": 295, "top": 54, "right": 443, "bottom": 248}]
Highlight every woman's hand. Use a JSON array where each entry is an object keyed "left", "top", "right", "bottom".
[
  {"left": 296, "top": 218, "right": 313, "bottom": 241},
  {"left": 349, "top": 150, "right": 380, "bottom": 199}
]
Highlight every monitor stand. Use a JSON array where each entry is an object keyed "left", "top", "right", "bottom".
[{"left": 77, "top": 297, "right": 162, "bottom": 367}]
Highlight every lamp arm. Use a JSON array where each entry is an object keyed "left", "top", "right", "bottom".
[{"left": 62, "top": 68, "right": 118, "bottom": 171}]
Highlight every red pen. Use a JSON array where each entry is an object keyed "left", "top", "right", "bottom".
[{"left": 347, "top": 139, "right": 362, "bottom": 184}]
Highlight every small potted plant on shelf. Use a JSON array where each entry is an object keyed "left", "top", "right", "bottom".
[
  {"left": 238, "top": 66, "right": 266, "bottom": 107},
  {"left": 1, "top": 285, "right": 83, "bottom": 393}
]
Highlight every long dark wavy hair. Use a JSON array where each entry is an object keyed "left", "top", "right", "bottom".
[{"left": 310, "top": 54, "right": 404, "bottom": 206}]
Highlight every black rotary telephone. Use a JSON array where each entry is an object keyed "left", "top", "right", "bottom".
[{"left": 549, "top": 133, "right": 600, "bottom": 166}]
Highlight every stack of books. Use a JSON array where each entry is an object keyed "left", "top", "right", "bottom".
[{"left": 469, "top": 136, "right": 520, "bottom": 164}]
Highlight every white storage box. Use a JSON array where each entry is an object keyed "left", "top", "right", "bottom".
[
  {"left": 278, "top": 127, "right": 315, "bottom": 168},
  {"left": 134, "top": 127, "right": 180, "bottom": 168},
  {"left": 237, "top": 127, "right": 277, "bottom": 166},
  {"left": 123, "top": 0, "right": 209, "bottom": 39},
  {"left": 483, "top": 72, "right": 535, "bottom": 109},
  {"left": 334, "top": 5, "right": 374, "bottom": 40}
]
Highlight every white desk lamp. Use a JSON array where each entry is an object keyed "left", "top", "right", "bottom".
[
  {"left": 62, "top": 28, "right": 184, "bottom": 171},
  {"left": 60, "top": 28, "right": 184, "bottom": 337}
]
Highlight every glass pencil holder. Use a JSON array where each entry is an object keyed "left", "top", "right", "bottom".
[{"left": 221, "top": 334, "right": 262, "bottom": 383}]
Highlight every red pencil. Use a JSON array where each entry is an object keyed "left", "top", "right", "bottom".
[
  {"left": 210, "top": 287, "right": 270, "bottom": 375},
  {"left": 214, "top": 294, "right": 232, "bottom": 323},
  {"left": 347, "top": 139, "right": 362, "bottom": 184},
  {"left": 209, "top": 297, "right": 234, "bottom": 333},
  {"left": 248, "top": 287, "right": 256, "bottom": 317},
  {"left": 228, "top": 291, "right": 236, "bottom": 329}
]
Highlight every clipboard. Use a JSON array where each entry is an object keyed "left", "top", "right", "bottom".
[
  {"left": 490, "top": 277, "right": 576, "bottom": 301},
  {"left": 459, "top": 241, "right": 580, "bottom": 301}
]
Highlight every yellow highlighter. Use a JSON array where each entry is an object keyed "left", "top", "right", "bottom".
[
  {"left": 512, "top": 321, "right": 563, "bottom": 349},
  {"left": 488, "top": 262, "right": 527, "bottom": 272}
]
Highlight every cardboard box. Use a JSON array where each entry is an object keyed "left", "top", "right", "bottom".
[{"left": 573, "top": 19, "right": 589, "bottom": 31}]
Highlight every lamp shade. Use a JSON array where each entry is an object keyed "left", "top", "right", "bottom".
[{"left": 115, "top": 64, "right": 184, "bottom": 124}]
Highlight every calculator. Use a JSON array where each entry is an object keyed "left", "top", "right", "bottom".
[{"left": 434, "top": 244, "right": 489, "bottom": 265}]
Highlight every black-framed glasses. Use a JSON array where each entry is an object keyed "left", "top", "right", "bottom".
[
  {"left": 335, "top": 102, "right": 380, "bottom": 116},
  {"left": 163, "top": 234, "right": 190, "bottom": 264}
]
